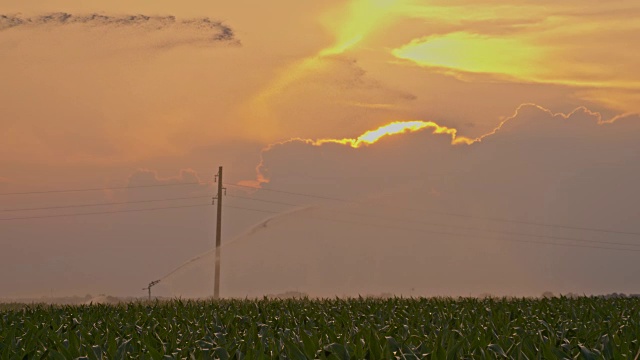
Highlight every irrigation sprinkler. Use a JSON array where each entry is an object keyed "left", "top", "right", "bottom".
[{"left": 143, "top": 280, "right": 161, "bottom": 301}]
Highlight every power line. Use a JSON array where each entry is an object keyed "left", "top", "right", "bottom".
[
  {"left": 0, "top": 195, "right": 212, "bottom": 212},
  {"left": 224, "top": 205, "right": 283, "bottom": 215},
  {"left": 0, "top": 203, "right": 211, "bottom": 221},
  {"left": 431, "top": 211, "right": 640, "bottom": 237},
  {"left": 6, "top": 179, "right": 637, "bottom": 237},
  {"left": 224, "top": 194, "right": 640, "bottom": 249},
  {"left": 214, "top": 203, "right": 640, "bottom": 254},
  {"left": 4, "top": 179, "right": 638, "bottom": 240},
  {"left": 4, "top": 195, "right": 633, "bottom": 254},
  {"left": 313, "top": 215, "right": 640, "bottom": 254},
  {"left": 0, "top": 182, "right": 203, "bottom": 196},
  {"left": 226, "top": 194, "right": 301, "bottom": 207},
  {"left": 226, "top": 183, "right": 348, "bottom": 202},
  {"left": 0, "top": 202, "right": 283, "bottom": 222},
  {"left": 329, "top": 209, "right": 640, "bottom": 248},
  {"left": 224, "top": 183, "right": 640, "bottom": 237}
]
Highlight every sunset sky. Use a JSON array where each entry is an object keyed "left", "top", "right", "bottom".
[{"left": 1, "top": 0, "right": 639, "bottom": 299}]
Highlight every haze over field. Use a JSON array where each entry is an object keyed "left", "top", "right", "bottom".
[{"left": 1, "top": 0, "right": 639, "bottom": 299}]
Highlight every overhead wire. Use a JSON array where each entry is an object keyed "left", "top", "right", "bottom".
[
  {"left": 0, "top": 204, "right": 212, "bottom": 221},
  {"left": 2, "top": 180, "right": 639, "bottom": 250},
  {"left": 224, "top": 182, "right": 640, "bottom": 237},
  {"left": 224, "top": 191, "right": 640, "bottom": 248},
  {"left": 327, "top": 209, "right": 640, "bottom": 248},
  {"left": 0, "top": 192, "right": 289, "bottom": 220},
  {"left": 1, "top": 188, "right": 638, "bottom": 254},
  {"left": 225, "top": 183, "right": 350, "bottom": 202},
  {"left": 226, "top": 194, "right": 301, "bottom": 207},
  {"left": 224, "top": 205, "right": 284, "bottom": 215},
  {"left": 0, "top": 195, "right": 212, "bottom": 212},
  {"left": 0, "top": 182, "right": 203, "bottom": 196},
  {"left": 5, "top": 179, "right": 636, "bottom": 237},
  {"left": 0, "top": 203, "right": 283, "bottom": 222},
  {"left": 216, "top": 202, "right": 640, "bottom": 254},
  {"left": 310, "top": 214, "right": 640, "bottom": 253}
]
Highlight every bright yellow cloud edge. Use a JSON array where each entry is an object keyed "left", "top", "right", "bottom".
[{"left": 313, "top": 120, "right": 475, "bottom": 148}]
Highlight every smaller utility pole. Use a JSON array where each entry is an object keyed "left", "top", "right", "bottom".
[
  {"left": 143, "top": 280, "right": 161, "bottom": 301},
  {"left": 213, "top": 166, "right": 226, "bottom": 299}
]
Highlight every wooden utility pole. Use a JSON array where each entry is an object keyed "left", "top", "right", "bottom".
[{"left": 213, "top": 166, "right": 224, "bottom": 299}]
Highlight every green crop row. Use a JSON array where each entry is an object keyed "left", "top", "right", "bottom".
[{"left": 1, "top": 297, "right": 639, "bottom": 359}]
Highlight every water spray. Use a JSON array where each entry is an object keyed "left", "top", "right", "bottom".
[
  {"left": 142, "top": 280, "right": 161, "bottom": 301},
  {"left": 154, "top": 205, "right": 315, "bottom": 294}
]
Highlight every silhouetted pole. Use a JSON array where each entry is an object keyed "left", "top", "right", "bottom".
[{"left": 213, "top": 166, "right": 224, "bottom": 299}]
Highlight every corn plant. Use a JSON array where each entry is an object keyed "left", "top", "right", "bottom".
[{"left": 1, "top": 297, "right": 639, "bottom": 359}]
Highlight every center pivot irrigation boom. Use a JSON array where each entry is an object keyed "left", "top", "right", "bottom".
[{"left": 143, "top": 280, "right": 161, "bottom": 301}]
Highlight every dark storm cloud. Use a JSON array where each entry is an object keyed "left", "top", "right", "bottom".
[{"left": 0, "top": 13, "right": 237, "bottom": 43}]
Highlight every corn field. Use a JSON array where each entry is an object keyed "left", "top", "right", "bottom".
[{"left": 1, "top": 297, "right": 639, "bottom": 359}]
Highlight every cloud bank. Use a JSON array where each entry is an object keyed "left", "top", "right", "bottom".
[{"left": 249, "top": 103, "right": 639, "bottom": 186}]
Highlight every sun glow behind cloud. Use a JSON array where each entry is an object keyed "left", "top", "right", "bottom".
[
  {"left": 314, "top": 120, "right": 475, "bottom": 148},
  {"left": 242, "top": 119, "right": 477, "bottom": 187}
]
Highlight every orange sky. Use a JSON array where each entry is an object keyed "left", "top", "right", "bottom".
[
  {"left": 1, "top": 0, "right": 640, "bottom": 298},
  {"left": 1, "top": 0, "right": 638, "bottom": 170}
]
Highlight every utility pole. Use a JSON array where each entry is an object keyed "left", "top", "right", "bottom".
[{"left": 213, "top": 166, "right": 226, "bottom": 299}]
